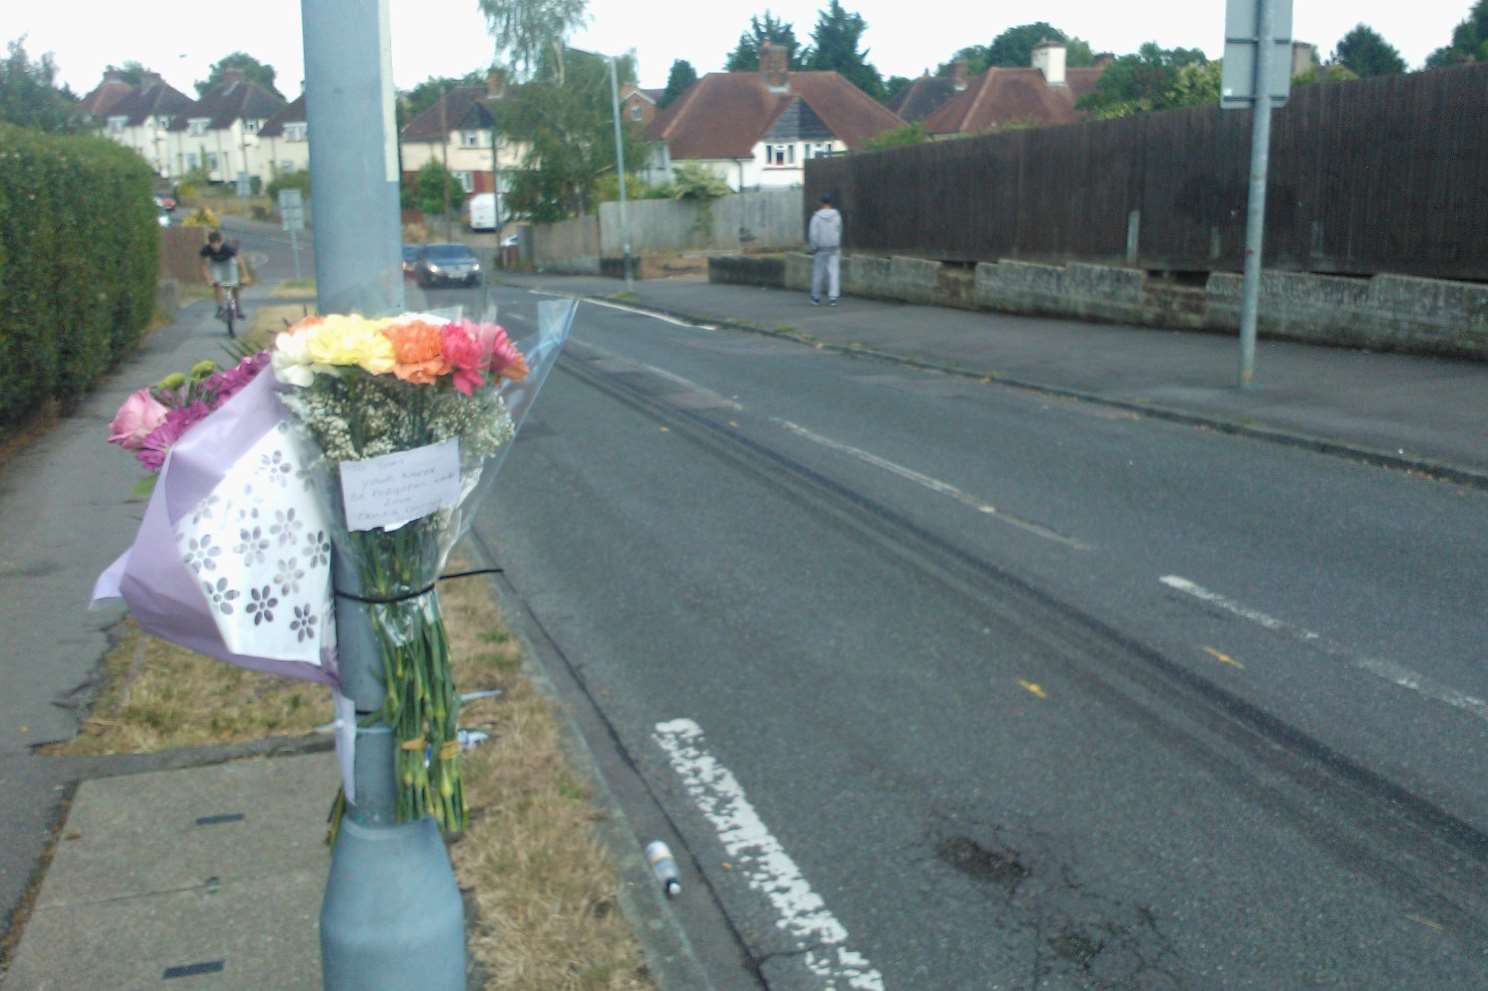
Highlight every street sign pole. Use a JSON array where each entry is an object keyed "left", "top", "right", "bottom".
[
  {"left": 1238, "top": 0, "right": 1274, "bottom": 388},
  {"left": 608, "top": 56, "right": 635, "bottom": 291}
]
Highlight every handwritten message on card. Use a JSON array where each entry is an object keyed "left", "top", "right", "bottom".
[{"left": 340, "top": 439, "right": 461, "bottom": 532}]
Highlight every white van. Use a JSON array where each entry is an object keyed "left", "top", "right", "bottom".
[{"left": 466, "top": 193, "right": 497, "bottom": 232}]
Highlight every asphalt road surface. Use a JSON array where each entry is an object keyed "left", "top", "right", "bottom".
[{"left": 427, "top": 281, "right": 1488, "bottom": 991}]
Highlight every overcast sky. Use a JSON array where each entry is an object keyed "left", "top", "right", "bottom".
[{"left": 18, "top": 0, "right": 1476, "bottom": 96}]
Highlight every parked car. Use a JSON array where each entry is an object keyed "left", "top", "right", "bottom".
[
  {"left": 154, "top": 193, "right": 176, "bottom": 212},
  {"left": 401, "top": 244, "right": 420, "bottom": 278},
  {"left": 412, "top": 243, "right": 481, "bottom": 288},
  {"left": 157, "top": 208, "right": 172, "bottom": 228}
]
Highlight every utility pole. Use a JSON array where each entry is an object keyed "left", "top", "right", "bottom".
[
  {"left": 607, "top": 55, "right": 634, "bottom": 290},
  {"left": 302, "top": 3, "right": 459, "bottom": 986},
  {"left": 439, "top": 91, "right": 452, "bottom": 240},
  {"left": 1237, "top": 0, "right": 1273, "bottom": 388}
]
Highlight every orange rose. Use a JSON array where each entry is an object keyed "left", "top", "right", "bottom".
[{"left": 383, "top": 320, "right": 452, "bottom": 385}]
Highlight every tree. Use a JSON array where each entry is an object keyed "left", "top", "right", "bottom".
[
  {"left": 413, "top": 160, "right": 465, "bottom": 217},
  {"left": 725, "top": 12, "right": 804, "bottom": 71},
  {"left": 883, "top": 75, "right": 913, "bottom": 102},
  {"left": 479, "top": 0, "right": 589, "bottom": 83},
  {"left": 0, "top": 37, "right": 81, "bottom": 132},
  {"left": 802, "top": 0, "right": 883, "bottom": 98},
  {"left": 659, "top": 59, "right": 697, "bottom": 108},
  {"left": 1425, "top": 0, "right": 1488, "bottom": 67},
  {"left": 862, "top": 121, "right": 928, "bottom": 150},
  {"left": 1294, "top": 64, "right": 1360, "bottom": 86},
  {"left": 196, "top": 52, "right": 280, "bottom": 97},
  {"left": 1075, "top": 42, "right": 1210, "bottom": 119},
  {"left": 1332, "top": 24, "right": 1406, "bottom": 77},
  {"left": 670, "top": 162, "right": 731, "bottom": 200},
  {"left": 937, "top": 26, "right": 1096, "bottom": 77},
  {"left": 493, "top": 48, "right": 645, "bottom": 221},
  {"left": 102, "top": 60, "right": 155, "bottom": 86}
]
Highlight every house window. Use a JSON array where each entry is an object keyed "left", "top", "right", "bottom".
[
  {"left": 243, "top": 119, "right": 261, "bottom": 134},
  {"left": 285, "top": 123, "right": 307, "bottom": 142},
  {"left": 766, "top": 144, "right": 791, "bottom": 166},
  {"left": 107, "top": 116, "right": 126, "bottom": 133},
  {"left": 454, "top": 171, "right": 475, "bottom": 193},
  {"left": 188, "top": 118, "right": 209, "bottom": 136},
  {"left": 281, "top": 160, "right": 295, "bottom": 174},
  {"left": 185, "top": 152, "right": 199, "bottom": 169},
  {"left": 629, "top": 103, "right": 643, "bottom": 121},
  {"left": 460, "top": 130, "right": 484, "bottom": 147},
  {"left": 157, "top": 115, "right": 173, "bottom": 130},
  {"left": 206, "top": 153, "right": 219, "bottom": 171}
]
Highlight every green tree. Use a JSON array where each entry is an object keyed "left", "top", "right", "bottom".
[
  {"left": 1075, "top": 43, "right": 1210, "bottom": 119},
  {"left": 1425, "top": 0, "right": 1488, "bottom": 66},
  {"left": 1294, "top": 63, "right": 1360, "bottom": 86},
  {"left": 862, "top": 121, "right": 928, "bottom": 149},
  {"left": 102, "top": 60, "right": 155, "bottom": 86},
  {"left": 0, "top": 37, "right": 81, "bottom": 132},
  {"left": 494, "top": 49, "right": 645, "bottom": 221},
  {"left": 413, "top": 160, "right": 466, "bottom": 217},
  {"left": 659, "top": 59, "right": 697, "bottom": 108},
  {"left": 883, "top": 75, "right": 913, "bottom": 101},
  {"left": 669, "top": 161, "right": 731, "bottom": 200},
  {"left": 479, "top": 0, "right": 589, "bottom": 82},
  {"left": 1332, "top": 24, "right": 1406, "bottom": 77},
  {"left": 196, "top": 52, "right": 281, "bottom": 97},
  {"left": 802, "top": 0, "right": 883, "bottom": 98},
  {"left": 402, "top": 73, "right": 487, "bottom": 121},
  {"left": 725, "top": 12, "right": 804, "bottom": 71},
  {"left": 937, "top": 26, "right": 1096, "bottom": 77}
]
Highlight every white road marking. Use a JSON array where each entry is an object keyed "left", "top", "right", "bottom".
[
  {"left": 1160, "top": 575, "right": 1488, "bottom": 722},
  {"left": 653, "top": 719, "right": 885, "bottom": 991},
  {"left": 525, "top": 289, "right": 718, "bottom": 329},
  {"left": 775, "top": 418, "right": 1088, "bottom": 550}
]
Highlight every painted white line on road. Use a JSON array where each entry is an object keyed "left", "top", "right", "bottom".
[
  {"left": 1160, "top": 575, "right": 1488, "bottom": 723},
  {"left": 653, "top": 719, "right": 885, "bottom": 991},
  {"left": 526, "top": 289, "right": 718, "bottom": 329},
  {"left": 775, "top": 418, "right": 1088, "bottom": 550}
]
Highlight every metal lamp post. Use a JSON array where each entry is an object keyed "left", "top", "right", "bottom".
[{"left": 301, "top": 1, "right": 465, "bottom": 988}]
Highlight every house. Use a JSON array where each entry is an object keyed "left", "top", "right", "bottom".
[
  {"left": 78, "top": 71, "right": 136, "bottom": 121},
  {"left": 923, "top": 41, "right": 1108, "bottom": 136},
  {"left": 885, "top": 60, "right": 971, "bottom": 123},
  {"left": 167, "top": 69, "right": 287, "bottom": 185},
  {"left": 643, "top": 42, "right": 903, "bottom": 190},
  {"left": 256, "top": 94, "right": 309, "bottom": 180},
  {"left": 619, "top": 85, "right": 664, "bottom": 129},
  {"left": 399, "top": 73, "right": 525, "bottom": 215},
  {"left": 99, "top": 73, "right": 197, "bottom": 178}
]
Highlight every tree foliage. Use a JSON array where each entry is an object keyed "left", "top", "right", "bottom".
[
  {"left": 802, "top": 0, "right": 883, "bottom": 98},
  {"left": 102, "top": 60, "right": 155, "bottom": 87},
  {"left": 1332, "top": 24, "right": 1406, "bottom": 77},
  {"left": 883, "top": 75, "right": 913, "bottom": 102},
  {"left": 670, "top": 162, "right": 731, "bottom": 200},
  {"left": 725, "top": 12, "right": 804, "bottom": 71},
  {"left": 862, "top": 121, "right": 928, "bottom": 150},
  {"left": 938, "top": 24, "right": 1097, "bottom": 77},
  {"left": 1426, "top": 0, "right": 1488, "bottom": 67},
  {"left": 402, "top": 73, "right": 487, "bottom": 122},
  {"left": 1, "top": 38, "right": 82, "bottom": 132},
  {"left": 1076, "top": 43, "right": 1211, "bottom": 119},
  {"left": 479, "top": 0, "right": 589, "bottom": 83},
  {"left": 412, "top": 161, "right": 466, "bottom": 217},
  {"left": 196, "top": 52, "right": 280, "bottom": 97},
  {"left": 494, "top": 49, "right": 644, "bottom": 221},
  {"left": 659, "top": 59, "right": 697, "bottom": 108},
  {"left": 1293, "top": 64, "right": 1360, "bottom": 87}
]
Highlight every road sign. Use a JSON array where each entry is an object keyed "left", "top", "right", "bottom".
[
  {"left": 1221, "top": 0, "right": 1293, "bottom": 108},
  {"left": 278, "top": 188, "right": 305, "bottom": 232}
]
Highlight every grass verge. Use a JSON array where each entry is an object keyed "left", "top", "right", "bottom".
[{"left": 49, "top": 555, "right": 654, "bottom": 990}]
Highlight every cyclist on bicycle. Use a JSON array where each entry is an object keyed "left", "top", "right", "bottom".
[{"left": 200, "top": 231, "right": 245, "bottom": 320}]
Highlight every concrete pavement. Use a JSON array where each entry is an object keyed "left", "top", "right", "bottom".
[{"left": 494, "top": 272, "right": 1488, "bottom": 488}]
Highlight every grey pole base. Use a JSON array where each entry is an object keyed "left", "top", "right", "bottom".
[{"left": 320, "top": 814, "right": 466, "bottom": 990}]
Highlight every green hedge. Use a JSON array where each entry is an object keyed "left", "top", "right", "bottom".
[{"left": 0, "top": 123, "right": 159, "bottom": 426}]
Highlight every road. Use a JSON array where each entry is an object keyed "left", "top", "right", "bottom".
[{"left": 427, "top": 282, "right": 1488, "bottom": 990}]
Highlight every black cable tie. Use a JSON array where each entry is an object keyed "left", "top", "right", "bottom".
[{"left": 332, "top": 567, "right": 504, "bottom": 605}]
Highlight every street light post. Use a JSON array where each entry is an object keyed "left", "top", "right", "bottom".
[
  {"left": 607, "top": 56, "right": 634, "bottom": 291},
  {"left": 1237, "top": 0, "right": 1274, "bottom": 388}
]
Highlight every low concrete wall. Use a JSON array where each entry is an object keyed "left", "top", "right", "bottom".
[
  {"left": 599, "top": 189, "right": 804, "bottom": 258},
  {"left": 708, "top": 252, "right": 1488, "bottom": 361},
  {"left": 533, "top": 215, "right": 600, "bottom": 274}
]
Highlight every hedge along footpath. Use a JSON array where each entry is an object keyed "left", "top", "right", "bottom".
[{"left": 0, "top": 122, "right": 159, "bottom": 428}]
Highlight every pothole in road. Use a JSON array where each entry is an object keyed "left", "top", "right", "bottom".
[
  {"left": 1048, "top": 929, "right": 1104, "bottom": 968},
  {"left": 936, "top": 835, "right": 1030, "bottom": 888}
]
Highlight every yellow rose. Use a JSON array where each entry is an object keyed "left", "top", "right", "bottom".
[
  {"left": 305, "top": 316, "right": 394, "bottom": 370},
  {"left": 357, "top": 332, "right": 396, "bottom": 375}
]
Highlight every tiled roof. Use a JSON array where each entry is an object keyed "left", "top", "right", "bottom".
[
  {"left": 400, "top": 86, "right": 495, "bottom": 142},
  {"left": 640, "top": 88, "right": 664, "bottom": 103},
  {"left": 80, "top": 79, "right": 135, "bottom": 118},
  {"left": 923, "top": 66, "right": 1109, "bottom": 135},
  {"left": 171, "top": 78, "right": 286, "bottom": 131},
  {"left": 885, "top": 76, "right": 958, "bottom": 123},
  {"left": 646, "top": 71, "right": 902, "bottom": 160},
  {"left": 258, "top": 94, "right": 306, "bottom": 137},
  {"left": 108, "top": 81, "right": 197, "bottom": 126}
]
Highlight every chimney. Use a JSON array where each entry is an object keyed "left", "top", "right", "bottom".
[
  {"left": 486, "top": 68, "right": 507, "bottom": 98},
  {"left": 140, "top": 71, "right": 163, "bottom": 89},
  {"left": 1031, "top": 39, "right": 1066, "bottom": 87},
  {"left": 952, "top": 57, "right": 969, "bottom": 92},
  {"left": 222, "top": 68, "right": 246, "bottom": 86},
  {"left": 1291, "top": 42, "right": 1318, "bottom": 79},
  {"left": 104, "top": 70, "right": 127, "bottom": 84},
  {"left": 760, "top": 41, "right": 789, "bottom": 92}
]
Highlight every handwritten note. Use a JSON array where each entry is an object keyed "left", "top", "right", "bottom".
[{"left": 340, "top": 439, "right": 460, "bottom": 532}]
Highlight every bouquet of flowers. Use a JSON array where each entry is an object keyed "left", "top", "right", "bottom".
[{"left": 270, "top": 312, "right": 538, "bottom": 829}]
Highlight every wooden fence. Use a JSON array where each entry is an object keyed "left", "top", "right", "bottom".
[{"left": 805, "top": 62, "right": 1488, "bottom": 281}]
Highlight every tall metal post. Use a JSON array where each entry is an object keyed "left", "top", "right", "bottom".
[
  {"left": 302, "top": 3, "right": 463, "bottom": 989},
  {"left": 1237, "top": 0, "right": 1274, "bottom": 388},
  {"left": 608, "top": 56, "right": 634, "bottom": 290}
]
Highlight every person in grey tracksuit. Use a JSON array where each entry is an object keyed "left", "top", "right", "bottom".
[{"left": 808, "top": 193, "right": 842, "bottom": 305}]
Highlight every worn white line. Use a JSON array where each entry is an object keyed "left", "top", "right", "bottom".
[
  {"left": 1160, "top": 575, "right": 1488, "bottom": 722},
  {"left": 526, "top": 289, "right": 717, "bottom": 329},
  {"left": 775, "top": 418, "right": 1088, "bottom": 550},
  {"left": 654, "top": 719, "right": 885, "bottom": 991}
]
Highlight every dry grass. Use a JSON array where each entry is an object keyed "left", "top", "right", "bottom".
[
  {"left": 50, "top": 556, "right": 655, "bottom": 990},
  {"left": 244, "top": 302, "right": 317, "bottom": 352}
]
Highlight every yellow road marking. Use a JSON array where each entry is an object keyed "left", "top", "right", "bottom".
[
  {"left": 659, "top": 426, "right": 670, "bottom": 433},
  {"left": 1406, "top": 914, "right": 1443, "bottom": 932},
  {"left": 1203, "top": 646, "right": 1245, "bottom": 670},
  {"left": 1016, "top": 679, "right": 1048, "bottom": 700}
]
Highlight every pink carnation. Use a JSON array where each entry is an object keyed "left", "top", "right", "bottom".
[
  {"left": 441, "top": 323, "right": 487, "bottom": 396},
  {"left": 205, "top": 352, "right": 270, "bottom": 406},
  {"left": 473, "top": 322, "right": 529, "bottom": 382},
  {"left": 108, "top": 389, "right": 170, "bottom": 450},
  {"left": 135, "top": 401, "right": 211, "bottom": 473}
]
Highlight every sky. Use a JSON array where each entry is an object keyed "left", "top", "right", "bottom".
[{"left": 16, "top": 0, "right": 1478, "bottom": 97}]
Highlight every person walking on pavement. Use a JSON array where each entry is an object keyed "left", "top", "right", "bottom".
[{"left": 808, "top": 193, "right": 842, "bottom": 306}]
